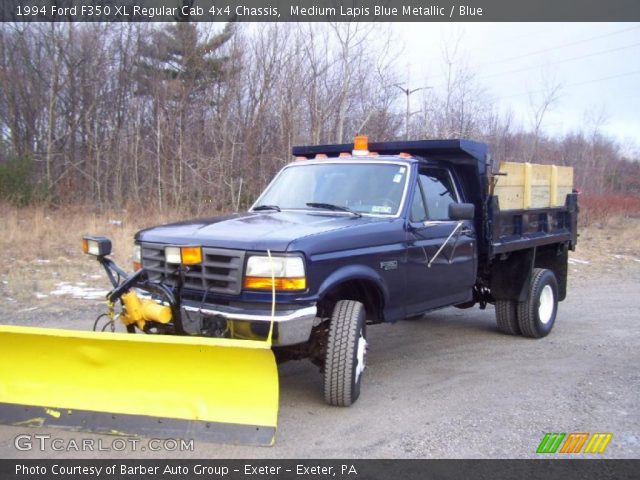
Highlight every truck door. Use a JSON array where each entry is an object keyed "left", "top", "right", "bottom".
[{"left": 405, "top": 167, "right": 477, "bottom": 314}]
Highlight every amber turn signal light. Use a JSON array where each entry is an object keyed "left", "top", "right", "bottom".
[{"left": 243, "top": 277, "right": 306, "bottom": 291}]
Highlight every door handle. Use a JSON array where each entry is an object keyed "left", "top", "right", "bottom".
[{"left": 460, "top": 227, "right": 474, "bottom": 236}]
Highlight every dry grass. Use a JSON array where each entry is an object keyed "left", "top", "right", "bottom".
[
  {"left": 572, "top": 216, "right": 640, "bottom": 269},
  {"left": 567, "top": 193, "right": 640, "bottom": 275},
  {"left": 0, "top": 203, "right": 217, "bottom": 304}
]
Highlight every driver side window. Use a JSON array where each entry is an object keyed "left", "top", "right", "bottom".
[
  {"left": 415, "top": 169, "right": 459, "bottom": 221},
  {"left": 410, "top": 181, "right": 428, "bottom": 221}
]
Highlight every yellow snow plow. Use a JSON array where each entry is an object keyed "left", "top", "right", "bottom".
[{"left": 0, "top": 237, "right": 280, "bottom": 445}]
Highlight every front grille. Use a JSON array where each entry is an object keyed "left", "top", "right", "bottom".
[{"left": 141, "top": 243, "right": 245, "bottom": 295}]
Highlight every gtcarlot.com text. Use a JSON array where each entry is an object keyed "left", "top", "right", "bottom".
[{"left": 14, "top": 434, "right": 194, "bottom": 452}]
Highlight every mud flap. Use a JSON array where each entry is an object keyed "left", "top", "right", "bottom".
[{"left": 0, "top": 325, "right": 278, "bottom": 445}]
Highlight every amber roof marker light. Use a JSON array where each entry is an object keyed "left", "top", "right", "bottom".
[{"left": 352, "top": 135, "right": 369, "bottom": 156}]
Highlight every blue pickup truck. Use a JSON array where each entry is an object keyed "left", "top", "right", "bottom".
[{"left": 86, "top": 138, "right": 579, "bottom": 408}]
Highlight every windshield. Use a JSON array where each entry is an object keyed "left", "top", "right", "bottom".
[{"left": 253, "top": 162, "right": 408, "bottom": 216}]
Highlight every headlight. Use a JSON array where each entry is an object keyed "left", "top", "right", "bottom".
[
  {"left": 133, "top": 244, "right": 142, "bottom": 271},
  {"left": 246, "top": 256, "right": 304, "bottom": 277},
  {"left": 164, "top": 246, "right": 182, "bottom": 264},
  {"left": 82, "top": 236, "right": 112, "bottom": 257},
  {"left": 164, "top": 246, "right": 202, "bottom": 265},
  {"left": 244, "top": 255, "right": 306, "bottom": 291}
]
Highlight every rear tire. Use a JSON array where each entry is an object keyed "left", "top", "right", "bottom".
[
  {"left": 517, "top": 268, "right": 558, "bottom": 338},
  {"left": 324, "top": 300, "right": 367, "bottom": 407},
  {"left": 495, "top": 300, "right": 520, "bottom": 335}
]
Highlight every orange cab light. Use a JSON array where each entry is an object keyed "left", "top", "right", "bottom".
[
  {"left": 181, "top": 246, "right": 202, "bottom": 265},
  {"left": 398, "top": 152, "right": 413, "bottom": 158},
  {"left": 369, "top": 151, "right": 379, "bottom": 156},
  {"left": 352, "top": 135, "right": 370, "bottom": 156},
  {"left": 315, "top": 153, "right": 328, "bottom": 159},
  {"left": 244, "top": 277, "right": 307, "bottom": 291},
  {"left": 353, "top": 135, "right": 368, "bottom": 151},
  {"left": 133, "top": 261, "right": 142, "bottom": 271},
  {"left": 339, "top": 152, "right": 351, "bottom": 157},
  {"left": 295, "top": 156, "right": 308, "bottom": 161},
  {"left": 81, "top": 238, "right": 89, "bottom": 254}
]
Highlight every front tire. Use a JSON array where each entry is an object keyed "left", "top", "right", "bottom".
[
  {"left": 517, "top": 268, "right": 558, "bottom": 338},
  {"left": 324, "top": 300, "right": 367, "bottom": 406}
]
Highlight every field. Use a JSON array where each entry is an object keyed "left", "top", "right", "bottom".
[{"left": 0, "top": 204, "right": 189, "bottom": 321}]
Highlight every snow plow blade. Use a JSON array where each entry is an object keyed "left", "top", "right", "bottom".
[{"left": 0, "top": 325, "right": 278, "bottom": 445}]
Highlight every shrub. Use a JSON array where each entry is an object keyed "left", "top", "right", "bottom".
[
  {"left": 579, "top": 193, "right": 640, "bottom": 226},
  {"left": 0, "top": 156, "right": 47, "bottom": 206}
]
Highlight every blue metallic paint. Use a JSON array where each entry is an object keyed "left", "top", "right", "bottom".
[{"left": 135, "top": 154, "right": 481, "bottom": 324}]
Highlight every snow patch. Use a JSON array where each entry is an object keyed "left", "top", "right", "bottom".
[
  {"left": 568, "top": 258, "right": 590, "bottom": 265},
  {"left": 35, "top": 293, "right": 49, "bottom": 299},
  {"left": 611, "top": 254, "right": 640, "bottom": 262},
  {"left": 50, "top": 282, "right": 107, "bottom": 300},
  {"left": 18, "top": 306, "right": 38, "bottom": 313}
]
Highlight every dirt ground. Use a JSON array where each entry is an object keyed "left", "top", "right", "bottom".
[{"left": 0, "top": 215, "right": 638, "bottom": 459}]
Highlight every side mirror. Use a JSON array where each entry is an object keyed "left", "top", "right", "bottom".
[{"left": 449, "top": 203, "right": 475, "bottom": 221}]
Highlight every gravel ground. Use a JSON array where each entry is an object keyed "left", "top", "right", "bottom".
[{"left": 0, "top": 265, "right": 639, "bottom": 459}]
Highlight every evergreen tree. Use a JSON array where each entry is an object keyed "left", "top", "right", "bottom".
[{"left": 136, "top": 21, "right": 234, "bottom": 101}]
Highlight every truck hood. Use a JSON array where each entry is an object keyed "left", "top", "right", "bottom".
[{"left": 135, "top": 211, "right": 384, "bottom": 252}]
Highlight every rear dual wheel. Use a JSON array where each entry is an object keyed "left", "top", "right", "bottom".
[
  {"left": 517, "top": 268, "right": 558, "bottom": 338},
  {"left": 495, "top": 268, "right": 558, "bottom": 338},
  {"left": 495, "top": 299, "right": 520, "bottom": 335}
]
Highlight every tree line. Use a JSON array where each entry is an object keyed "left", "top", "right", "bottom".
[{"left": 0, "top": 22, "right": 638, "bottom": 210}]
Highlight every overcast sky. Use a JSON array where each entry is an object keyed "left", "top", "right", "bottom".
[{"left": 392, "top": 22, "right": 640, "bottom": 153}]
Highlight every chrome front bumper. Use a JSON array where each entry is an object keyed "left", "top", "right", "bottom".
[{"left": 181, "top": 303, "right": 317, "bottom": 346}]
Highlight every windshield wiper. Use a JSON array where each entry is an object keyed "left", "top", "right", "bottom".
[
  {"left": 253, "top": 205, "right": 281, "bottom": 212},
  {"left": 306, "top": 202, "right": 362, "bottom": 218}
]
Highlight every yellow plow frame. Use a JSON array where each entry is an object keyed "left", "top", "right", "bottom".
[{"left": 0, "top": 325, "right": 278, "bottom": 445}]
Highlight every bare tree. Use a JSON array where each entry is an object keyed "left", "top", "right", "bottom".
[
  {"left": 528, "top": 74, "right": 562, "bottom": 162},
  {"left": 0, "top": 23, "right": 637, "bottom": 212}
]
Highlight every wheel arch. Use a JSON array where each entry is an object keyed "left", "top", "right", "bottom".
[
  {"left": 534, "top": 243, "right": 569, "bottom": 301},
  {"left": 316, "top": 266, "right": 387, "bottom": 322}
]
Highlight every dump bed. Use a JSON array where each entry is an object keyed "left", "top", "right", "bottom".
[{"left": 488, "top": 162, "right": 578, "bottom": 255}]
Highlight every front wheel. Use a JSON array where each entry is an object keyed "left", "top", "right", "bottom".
[
  {"left": 324, "top": 300, "right": 367, "bottom": 406},
  {"left": 517, "top": 268, "right": 559, "bottom": 338}
]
